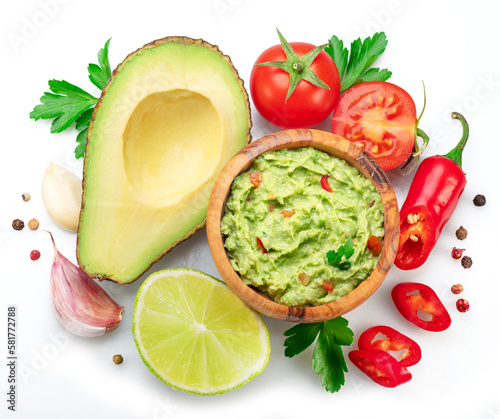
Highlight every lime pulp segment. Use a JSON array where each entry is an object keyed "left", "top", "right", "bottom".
[{"left": 132, "top": 268, "right": 270, "bottom": 395}]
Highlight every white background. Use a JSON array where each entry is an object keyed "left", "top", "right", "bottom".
[{"left": 1, "top": 0, "right": 500, "bottom": 418}]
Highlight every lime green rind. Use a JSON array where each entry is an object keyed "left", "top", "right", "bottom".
[{"left": 132, "top": 268, "right": 271, "bottom": 396}]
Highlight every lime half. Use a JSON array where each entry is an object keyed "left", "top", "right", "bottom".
[{"left": 132, "top": 268, "right": 270, "bottom": 395}]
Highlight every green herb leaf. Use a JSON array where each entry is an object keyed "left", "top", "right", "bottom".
[
  {"left": 88, "top": 38, "right": 112, "bottom": 90},
  {"left": 74, "top": 108, "right": 94, "bottom": 159},
  {"left": 326, "top": 32, "right": 391, "bottom": 93},
  {"left": 29, "top": 80, "right": 97, "bottom": 133},
  {"left": 284, "top": 323, "right": 322, "bottom": 358},
  {"left": 75, "top": 128, "right": 88, "bottom": 159},
  {"left": 30, "top": 39, "right": 112, "bottom": 159},
  {"left": 284, "top": 317, "right": 354, "bottom": 393},
  {"left": 326, "top": 238, "right": 355, "bottom": 270}
]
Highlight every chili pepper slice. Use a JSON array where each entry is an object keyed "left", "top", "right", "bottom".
[
  {"left": 391, "top": 282, "right": 451, "bottom": 332},
  {"left": 358, "top": 325, "right": 421, "bottom": 367},
  {"left": 349, "top": 349, "right": 412, "bottom": 388},
  {"left": 320, "top": 175, "right": 333, "bottom": 192},
  {"left": 256, "top": 237, "right": 268, "bottom": 253},
  {"left": 395, "top": 112, "right": 469, "bottom": 270}
]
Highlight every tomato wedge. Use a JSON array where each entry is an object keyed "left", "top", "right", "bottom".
[
  {"left": 349, "top": 349, "right": 412, "bottom": 388},
  {"left": 391, "top": 282, "right": 451, "bottom": 332},
  {"left": 331, "top": 81, "right": 417, "bottom": 171},
  {"left": 358, "top": 325, "right": 421, "bottom": 367}
]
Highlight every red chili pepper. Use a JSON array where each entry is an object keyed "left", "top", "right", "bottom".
[
  {"left": 366, "top": 235, "right": 383, "bottom": 257},
  {"left": 395, "top": 112, "right": 469, "bottom": 270},
  {"left": 358, "top": 325, "right": 421, "bottom": 367},
  {"left": 348, "top": 349, "right": 412, "bottom": 388},
  {"left": 250, "top": 172, "right": 262, "bottom": 188},
  {"left": 391, "top": 282, "right": 451, "bottom": 332},
  {"left": 256, "top": 237, "right": 268, "bottom": 253},
  {"left": 320, "top": 174, "right": 333, "bottom": 192}
]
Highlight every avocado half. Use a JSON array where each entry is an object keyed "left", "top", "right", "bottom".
[{"left": 77, "top": 37, "right": 252, "bottom": 284}]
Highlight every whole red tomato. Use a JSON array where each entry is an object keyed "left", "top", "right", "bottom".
[
  {"left": 331, "top": 81, "right": 417, "bottom": 171},
  {"left": 250, "top": 40, "right": 340, "bottom": 129}
]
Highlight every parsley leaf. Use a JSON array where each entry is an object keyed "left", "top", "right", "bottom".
[
  {"left": 326, "top": 238, "right": 355, "bottom": 270},
  {"left": 30, "top": 38, "right": 112, "bottom": 159},
  {"left": 88, "top": 38, "right": 112, "bottom": 90},
  {"left": 284, "top": 317, "right": 354, "bottom": 393},
  {"left": 30, "top": 80, "right": 97, "bottom": 133},
  {"left": 283, "top": 322, "right": 322, "bottom": 357},
  {"left": 74, "top": 108, "right": 94, "bottom": 159},
  {"left": 325, "top": 32, "right": 391, "bottom": 93}
]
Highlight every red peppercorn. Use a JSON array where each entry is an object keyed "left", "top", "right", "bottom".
[
  {"left": 451, "top": 284, "right": 464, "bottom": 294},
  {"left": 456, "top": 298, "right": 469, "bottom": 313},
  {"left": 451, "top": 247, "right": 465, "bottom": 259},
  {"left": 30, "top": 250, "right": 41, "bottom": 261}
]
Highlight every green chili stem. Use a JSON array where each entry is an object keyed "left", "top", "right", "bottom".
[{"left": 442, "top": 112, "right": 469, "bottom": 169}]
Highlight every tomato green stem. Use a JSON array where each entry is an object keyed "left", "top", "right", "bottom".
[
  {"left": 256, "top": 29, "right": 330, "bottom": 103},
  {"left": 293, "top": 62, "right": 304, "bottom": 72},
  {"left": 442, "top": 112, "right": 469, "bottom": 169}
]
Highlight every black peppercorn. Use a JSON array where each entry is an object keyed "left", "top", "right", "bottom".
[
  {"left": 473, "top": 194, "right": 486, "bottom": 207},
  {"left": 12, "top": 219, "right": 25, "bottom": 230},
  {"left": 455, "top": 226, "right": 468, "bottom": 240},
  {"left": 461, "top": 255, "right": 473, "bottom": 269}
]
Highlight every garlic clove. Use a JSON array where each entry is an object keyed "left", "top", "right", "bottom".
[
  {"left": 42, "top": 163, "right": 82, "bottom": 231},
  {"left": 48, "top": 231, "right": 123, "bottom": 337}
]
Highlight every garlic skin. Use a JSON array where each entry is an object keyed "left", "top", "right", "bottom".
[
  {"left": 48, "top": 232, "right": 123, "bottom": 337},
  {"left": 42, "top": 163, "right": 82, "bottom": 231}
]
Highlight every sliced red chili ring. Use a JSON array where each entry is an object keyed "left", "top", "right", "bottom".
[
  {"left": 320, "top": 175, "right": 333, "bottom": 192},
  {"left": 358, "top": 325, "right": 421, "bottom": 367},
  {"left": 256, "top": 237, "right": 268, "bottom": 253},
  {"left": 349, "top": 349, "right": 412, "bottom": 388},
  {"left": 391, "top": 282, "right": 451, "bottom": 332}
]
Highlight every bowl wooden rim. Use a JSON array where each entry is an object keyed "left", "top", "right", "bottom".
[{"left": 207, "top": 129, "right": 400, "bottom": 322}]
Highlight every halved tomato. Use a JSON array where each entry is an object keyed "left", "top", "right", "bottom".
[{"left": 331, "top": 81, "right": 417, "bottom": 171}]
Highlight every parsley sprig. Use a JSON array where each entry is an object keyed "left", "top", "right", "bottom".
[
  {"left": 284, "top": 317, "right": 354, "bottom": 393},
  {"left": 30, "top": 38, "right": 112, "bottom": 159},
  {"left": 325, "top": 32, "right": 391, "bottom": 93},
  {"left": 326, "top": 238, "right": 355, "bottom": 270}
]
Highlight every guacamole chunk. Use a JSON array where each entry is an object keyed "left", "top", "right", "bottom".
[{"left": 220, "top": 147, "right": 384, "bottom": 307}]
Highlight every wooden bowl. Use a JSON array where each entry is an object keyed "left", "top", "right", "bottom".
[{"left": 206, "top": 129, "right": 399, "bottom": 323}]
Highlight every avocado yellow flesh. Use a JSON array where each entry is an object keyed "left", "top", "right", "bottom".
[{"left": 77, "top": 37, "right": 251, "bottom": 284}]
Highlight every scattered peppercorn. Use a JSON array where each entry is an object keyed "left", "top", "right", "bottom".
[
  {"left": 22, "top": 193, "right": 31, "bottom": 202},
  {"left": 455, "top": 226, "right": 468, "bottom": 240},
  {"left": 451, "top": 247, "right": 465, "bottom": 259},
  {"left": 456, "top": 298, "right": 470, "bottom": 313},
  {"left": 461, "top": 255, "right": 473, "bottom": 269},
  {"left": 451, "top": 284, "right": 464, "bottom": 294},
  {"left": 28, "top": 218, "right": 40, "bottom": 231},
  {"left": 12, "top": 219, "right": 25, "bottom": 230},
  {"left": 30, "top": 250, "right": 41, "bottom": 261},
  {"left": 113, "top": 354, "right": 123, "bottom": 365},
  {"left": 473, "top": 194, "right": 486, "bottom": 207}
]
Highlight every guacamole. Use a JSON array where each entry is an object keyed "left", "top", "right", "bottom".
[{"left": 220, "top": 147, "right": 384, "bottom": 307}]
